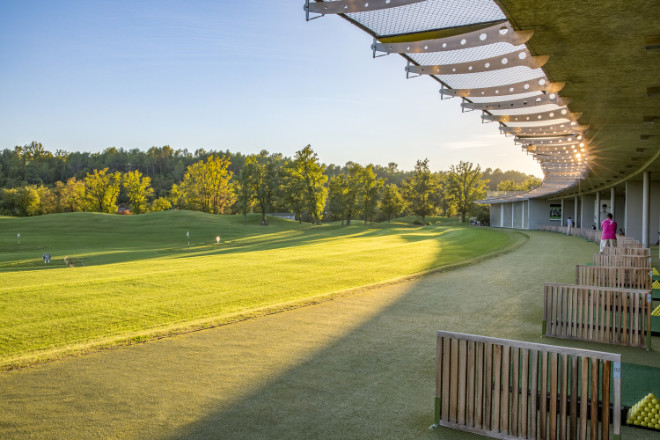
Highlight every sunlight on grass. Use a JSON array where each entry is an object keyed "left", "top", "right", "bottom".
[{"left": 0, "top": 211, "right": 521, "bottom": 370}]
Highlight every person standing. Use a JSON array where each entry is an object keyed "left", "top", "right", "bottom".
[
  {"left": 600, "top": 213, "right": 617, "bottom": 252},
  {"left": 565, "top": 217, "right": 573, "bottom": 235}
]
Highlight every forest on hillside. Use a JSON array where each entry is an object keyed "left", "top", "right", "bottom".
[{"left": 0, "top": 142, "right": 541, "bottom": 224}]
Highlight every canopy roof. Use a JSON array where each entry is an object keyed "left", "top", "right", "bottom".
[{"left": 305, "top": 0, "right": 660, "bottom": 201}]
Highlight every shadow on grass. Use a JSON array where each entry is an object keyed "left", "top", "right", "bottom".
[
  {"left": 155, "top": 231, "right": 657, "bottom": 440},
  {"left": 154, "top": 231, "right": 527, "bottom": 440},
  {"left": 152, "top": 231, "right": 537, "bottom": 440}
]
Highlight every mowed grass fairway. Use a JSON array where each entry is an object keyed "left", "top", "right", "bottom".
[{"left": 0, "top": 211, "right": 520, "bottom": 370}]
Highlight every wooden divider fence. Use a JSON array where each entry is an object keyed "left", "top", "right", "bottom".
[
  {"left": 576, "top": 265, "right": 652, "bottom": 290},
  {"left": 434, "top": 331, "right": 621, "bottom": 440},
  {"left": 601, "top": 247, "right": 651, "bottom": 256},
  {"left": 616, "top": 237, "right": 641, "bottom": 248},
  {"left": 541, "top": 226, "right": 603, "bottom": 243},
  {"left": 543, "top": 283, "right": 652, "bottom": 349},
  {"left": 592, "top": 254, "right": 652, "bottom": 269}
]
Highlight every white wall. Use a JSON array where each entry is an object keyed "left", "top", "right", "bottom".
[
  {"left": 527, "top": 199, "right": 561, "bottom": 230},
  {"left": 563, "top": 198, "right": 576, "bottom": 227},
  {"left": 580, "top": 194, "right": 596, "bottom": 230},
  {"left": 490, "top": 204, "right": 502, "bottom": 227}
]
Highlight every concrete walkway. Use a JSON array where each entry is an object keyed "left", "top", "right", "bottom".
[{"left": 1, "top": 231, "right": 658, "bottom": 439}]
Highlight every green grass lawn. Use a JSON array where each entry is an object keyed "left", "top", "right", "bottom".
[
  {"left": 0, "top": 211, "right": 521, "bottom": 370},
  {"left": 2, "top": 229, "right": 656, "bottom": 440}
]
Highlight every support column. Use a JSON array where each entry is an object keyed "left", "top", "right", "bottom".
[
  {"left": 574, "top": 196, "right": 578, "bottom": 228},
  {"left": 624, "top": 184, "right": 628, "bottom": 235},
  {"left": 610, "top": 187, "right": 616, "bottom": 221},
  {"left": 595, "top": 192, "right": 600, "bottom": 226},
  {"left": 500, "top": 203, "right": 504, "bottom": 227},
  {"left": 511, "top": 203, "right": 514, "bottom": 228},
  {"left": 561, "top": 198, "right": 565, "bottom": 226},
  {"left": 642, "top": 171, "right": 650, "bottom": 248}
]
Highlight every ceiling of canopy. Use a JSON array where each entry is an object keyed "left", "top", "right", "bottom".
[{"left": 304, "top": 0, "right": 660, "bottom": 202}]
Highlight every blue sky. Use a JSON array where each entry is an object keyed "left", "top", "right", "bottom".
[{"left": 0, "top": 0, "right": 541, "bottom": 176}]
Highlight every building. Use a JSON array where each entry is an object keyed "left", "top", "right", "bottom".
[{"left": 305, "top": 0, "right": 660, "bottom": 246}]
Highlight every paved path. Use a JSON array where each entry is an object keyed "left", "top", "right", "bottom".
[{"left": 1, "top": 231, "right": 658, "bottom": 439}]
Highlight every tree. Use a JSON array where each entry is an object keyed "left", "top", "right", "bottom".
[
  {"left": 282, "top": 145, "right": 327, "bottom": 224},
  {"left": 36, "top": 185, "right": 57, "bottom": 214},
  {"left": 177, "top": 155, "right": 236, "bottom": 214},
  {"left": 236, "top": 155, "right": 257, "bottom": 224},
  {"left": 0, "top": 186, "right": 40, "bottom": 216},
  {"left": 496, "top": 179, "right": 521, "bottom": 191},
  {"left": 445, "top": 161, "right": 488, "bottom": 223},
  {"left": 342, "top": 164, "right": 362, "bottom": 225},
  {"left": 402, "top": 159, "right": 440, "bottom": 225},
  {"left": 123, "top": 170, "right": 153, "bottom": 214},
  {"left": 150, "top": 197, "right": 172, "bottom": 212},
  {"left": 496, "top": 177, "right": 541, "bottom": 192},
  {"left": 522, "top": 176, "right": 542, "bottom": 190},
  {"left": 252, "top": 152, "right": 283, "bottom": 225},
  {"left": 380, "top": 183, "right": 405, "bottom": 222},
  {"left": 55, "top": 177, "right": 85, "bottom": 212},
  {"left": 84, "top": 168, "right": 121, "bottom": 213},
  {"left": 359, "top": 164, "right": 383, "bottom": 225}
]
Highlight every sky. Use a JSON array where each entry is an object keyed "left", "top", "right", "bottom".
[{"left": 0, "top": 0, "right": 542, "bottom": 176}]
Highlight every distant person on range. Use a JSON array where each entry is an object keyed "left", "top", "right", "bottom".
[
  {"left": 565, "top": 217, "right": 573, "bottom": 235},
  {"left": 599, "top": 213, "right": 617, "bottom": 253}
]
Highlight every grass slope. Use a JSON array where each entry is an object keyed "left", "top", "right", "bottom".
[{"left": 0, "top": 211, "right": 521, "bottom": 370}]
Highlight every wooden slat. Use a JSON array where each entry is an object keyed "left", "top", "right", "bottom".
[
  {"left": 450, "top": 338, "right": 459, "bottom": 423},
  {"left": 602, "top": 361, "right": 610, "bottom": 440},
  {"left": 458, "top": 339, "right": 467, "bottom": 424},
  {"left": 590, "top": 359, "right": 598, "bottom": 440},
  {"left": 560, "top": 354, "right": 568, "bottom": 440},
  {"left": 500, "top": 346, "right": 510, "bottom": 434},
  {"left": 511, "top": 347, "right": 519, "bottom": 437},
  {"left": 467, "top": 340, "right": 475, "bottom": 427},
  {"left": 475, "top": 342, "right": 484, "bottom": 429},
  {"left": 436, "top": 336, "right": 443, "bottom": 399},
  {"left": 594, "top": 290, "right": 601, "bottom": 342},
  {"left": 540, "top": 351, "right": 548, "bottom": 440},
  {"left": 604, "top": 290, "right": 611, "bottom": 342},
  {"left": 485, "top": 343, "right": 493, "bottom": 430},
  {"left": 613, "top": 361, "right": 621, "bottom": 439},
  {"left": 571, "top": 287, "right": 577, "bottom": 338},
  {"left": 570, "top": 355, "right": 578, "bottom": 440},
  {"left": 588, "top": 287, "right": 594, "bottom": 340},
  {"left": 544, "top": 285, "right": 550, "bottom": 335},
  {"left": 633, "top": 293, "right": 639, "bottom": 346},
  {"left": 579, "top": 357, "right": 589, "bottom": 440},
  {"left": 643, "top": 292, "right": 649, "bottom": 348},
  {"left": 530, "top": 350, "right": 539, "bottom": 439},
  {"left": 622, "top": 293, "right": 628, "bottom": 345},
  {"left": 549, "top": 353, "right": 558, "bottom": 440},
  {"left": 521, "top": 349, "right": 529, "bottom": 438},
  {"left": 442, "top": 337, "right": 451, "bottom": 421},
  {"left": 580, "top": 288, "right": 587, "bottom": 340},
  {"left": 561, "top": 286, "right": 568, "bottom": 337},
  {"left": 612, "top": 291, "right": 619, "bottom": 343},
  {"left": 492, "top": 344, "right": 502, "bottom": 432}
]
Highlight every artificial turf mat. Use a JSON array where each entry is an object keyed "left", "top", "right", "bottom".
[{"left": 622, "top": 362, "right": 660, "bottom": 407}]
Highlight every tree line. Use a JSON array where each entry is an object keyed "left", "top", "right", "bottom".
[{"left": 0, "top": 142, "right": 541, "bottom": 224}]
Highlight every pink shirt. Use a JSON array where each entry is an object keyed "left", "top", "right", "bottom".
[{"left": 601, "top": 218, "right": 617, "bottom": 240}]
